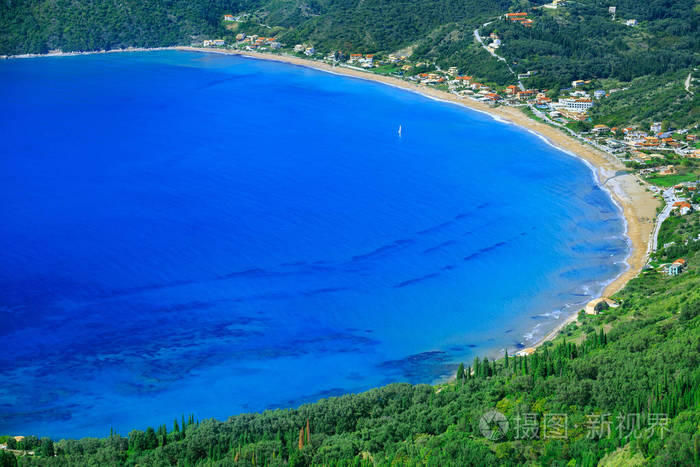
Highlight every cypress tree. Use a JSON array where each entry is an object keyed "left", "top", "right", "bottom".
[
  {"left": 456, "top": 362, "right": 465, "bottom": 381},
  {"left": 504, "top": 349, "right": 509, "bottom": 369}
]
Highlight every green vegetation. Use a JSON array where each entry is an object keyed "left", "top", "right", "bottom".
[
  {"left": 656, "top": 212, "right": 700, "bottom": 254},
  {"left": 0, "top": 0, "right": 260, "bottom": 55},
  {"left": 4, "top": 214, "right": 699, "bottom": 466},
  {"left": 370, "top": 64, "right": 401, "bottom": 76},
  {"left": 519, "top": 106, "right": 547, "bottom": 124},
  {"left": 589, "top": 70, "right": 700, "bottom": 129},
  {"left": 486, "top": 1, "right": 697, "bottom": 88},
  {"left": 654, "top": 210, "right": 700, "bottom": 265},
  {"left": 645, "top": 173, "right": 698, "bottom": 187},
  {"left": 565, "top": 120, "right": 592, "bottom": 133},
  {"left": 269, "top": 0, "right": 510, "bottom": 56}
]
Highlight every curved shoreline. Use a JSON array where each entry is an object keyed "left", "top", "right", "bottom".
[
  {"left": 177, "top": 47, "right": 658, "bottom": 346},
  {"left": 8, "top": 46, "right": 659, "bottom": 352}
]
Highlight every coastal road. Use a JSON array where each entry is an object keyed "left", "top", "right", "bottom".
[
  {"left": 650, "top": 187, "right": 677, "bottom": 251},
  {"left": 529, "top": 105, "right": 622, "bottom": 166}
]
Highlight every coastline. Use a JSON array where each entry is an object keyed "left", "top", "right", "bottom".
[
  {"left": 1, "top": 46, "right": 178, "bottom": 59},
  {"left": 8, "top": 45, "right": 660, "bottom": 353},
  {"left": 178, "top": 46, "right": 660, "bottom": 352}
]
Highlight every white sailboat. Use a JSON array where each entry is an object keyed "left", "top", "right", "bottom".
[{"left": 398, "top": 125, "right": 402, "bottom": 138}]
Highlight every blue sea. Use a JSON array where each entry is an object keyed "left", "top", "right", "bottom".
[{"left": 0, "top": 50, "right": 628, "bottom": 438}]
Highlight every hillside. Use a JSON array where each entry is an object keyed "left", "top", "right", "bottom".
[
  {"left": 483, "top": 0, "right": 697, "bottom": 88},
  {"left": 0, "top": 0, "right": 260, "bottom": 55},
  {"left": 3, "top": 0, "right": 696, "bottom": 127},
  {"left": 2, "top": 209, "right": 699, "bottom": 466}
]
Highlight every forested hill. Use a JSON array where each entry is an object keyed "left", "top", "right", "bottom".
[
  {"left": 0, "top": 0, "right": 510, "bottom": 56},
  {"left": 478, "top": 0, "right": 698, "bottom": 88},
  {"left": 2, "top": 212, "right": 700, "bottom": 466},
  {"left": 2, "top": 0, "right": 698, "bottom": 90},
  {"left": 0, "top": 0, "right": 260, "bottom": 55}
]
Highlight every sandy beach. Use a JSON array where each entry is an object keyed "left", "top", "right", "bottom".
[
  {"left": 1, "top": 46, "right": 177, "bottom": 59},
  {"left": 178, "top": 46, "right": 660, "bottom": 349}
]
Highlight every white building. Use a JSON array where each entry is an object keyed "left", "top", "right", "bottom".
[
  {"left": 304, "top": 46, "right": 315, "bottom": 56},
  {"left": 626, "top": 19, "right": 638, "bottom": 26},
  {"left": 650, "top": 122, "right": 663, "bottom": 134},
  {"left": 594, "top": 90, "right": 606, "bottom": 99},
  {"left": 293, "top": 44, "right": 305, "bottom": 53},
  {"left": 203, "top": 39, "right": 224, "bottom": 47},
  {"left": 559, "top": 98, "right": 594, "bottom": 112}
]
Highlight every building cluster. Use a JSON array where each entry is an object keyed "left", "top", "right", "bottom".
[
  {"left": 194, "top": 30, "right": 700, "bottom": 173},
  {"left": 672, "top": 183, "right": 698, "bottom": 214},
  {"left": 500, "top": 84, "right": 599, "bottom": 120},
  {"left": 447, "top": 75, "right": 504, "bottom": 102},
  {"left": 235, "top": 35, "right": 281, "bottom": 50},
  {"left": 590, "top": 125, "right": 699, "bottom": 161},
  {"left": 505, "top": 12, "right": 533, "bottom": 27},
  {"left": 201, "top": 34, "right": 284, "bottom": 51},
  {"left": 292, "top": 44, "right": 315, "bottom": 55},
  {"left": 347, "top": 54, "right": 376, "bottom": 67}
]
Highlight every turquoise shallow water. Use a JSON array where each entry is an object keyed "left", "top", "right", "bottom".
[{"left": 0, "top": 50, "right": 628, "bottom": 438}]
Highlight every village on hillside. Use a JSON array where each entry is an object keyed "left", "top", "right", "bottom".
[
  {"left": 204, "top": 7, "right": 700, "bottom": 264},
  {"left": 197, "top": 23, "right": 699, "bottom": 180}
]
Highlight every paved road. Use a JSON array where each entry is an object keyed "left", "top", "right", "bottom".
[
  {"left": 650, "top": 187, "right": 677, "bottom": 251},
  {"left": 474, "top": 22, "right": 525, "bottom": 91}
]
